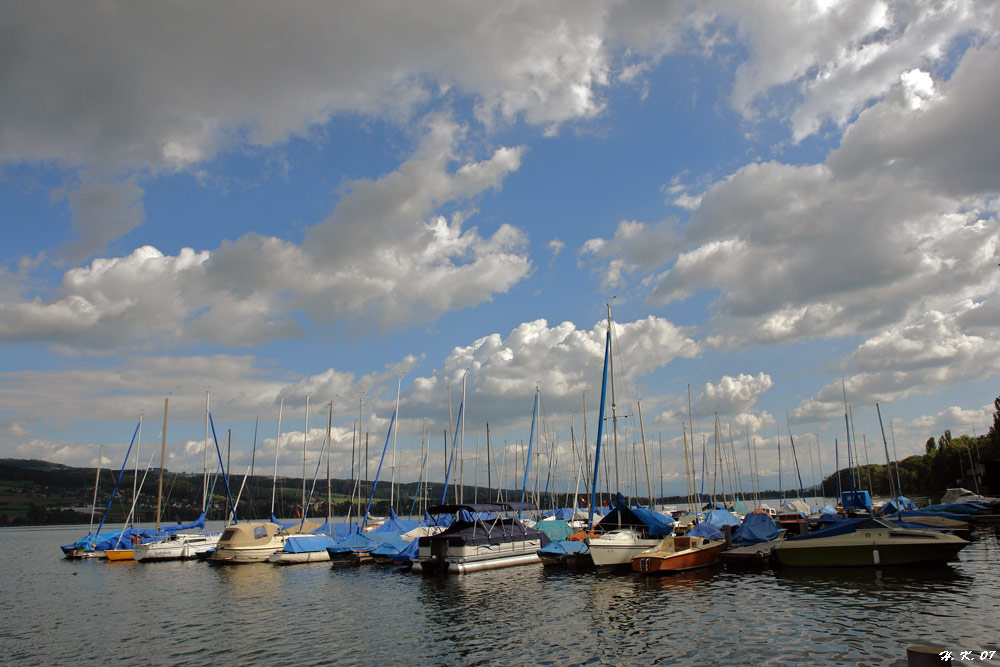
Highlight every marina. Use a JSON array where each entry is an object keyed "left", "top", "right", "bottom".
[{"left": 3, "top": 523, "right": 998, "bottom": 665}]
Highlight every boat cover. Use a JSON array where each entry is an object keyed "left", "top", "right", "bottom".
[
  {"left": 371, "top": 508, "right": 420, "bottom": 533},
  {"left": 538, "top": 539, "right": 589, "bottom": 559},
  {"left": 62, "top": 513, "right": 208, "bottom": 552},
  {"left": 390, "top": 538, "right": 420, "bottom": 564},
  {"left": 922, "top": 502, "right": 987, "bottom": 515},
  {"left": 418, "top": 515, "right": 550, "bottom": 548},
  {"left": 535, "top": 519, "right": 574, "bottom": 542},
  {"left": 815, "top": 512, "right": 844, "bottom": 525},
  {"left": 732, "top": 512, "right": 780, "bottom": 545},
  {"left": 283, "top": 534, "right": 337, "bottom": 553},
  {"left": 687, "top": 522, "right": 724, "bottom": 540},
  {"left": 596, "top": 497, "right": 674, "bottom": 537},
  {"left": 780, "top": 500, "right": 810, "bottom": 515},
  {"left": 702, "top": 509, "right": 741, "bottom": 527},
  {"left": 327, "top": 532, "right": 378, "bottom": 553},
  {"left": 841, "top": 490, "right": 873, "bottom": 511}
]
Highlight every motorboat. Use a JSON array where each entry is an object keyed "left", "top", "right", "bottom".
[
  {"left": 209, "top": 520, "right": 321, "bottom": 563},
  {"left": 632, "top": 533, "right": 726, "bottom": 574},
  {"left": 412, "top": 502, "right": 548, "bottom": 574},
  {"left": 773, "top": 517, "right": 969, "bottom": 567}
]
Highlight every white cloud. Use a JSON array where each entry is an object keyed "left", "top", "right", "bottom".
[
  {"left": 0, "top": 2, "right": 618, "bottom": 173},
  {"left": 794, "top": 308, "right": 1000, "bottom": 422},
  {"left": 0, "top": 118, "right": 532, "bottom": 347},
  {"left": 579, "top": 219, "right": 680, "bottom": 290},
  {"left": 720, "top": 0, "right": 994, "bottom": 142}
]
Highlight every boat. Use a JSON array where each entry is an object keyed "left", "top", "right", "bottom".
[
  {"left": 412, "top": 502, "right": 549, "bottom": 574},
  {"left": 773, "top": 517, "right": 969, "bottom": 567},
  {"left": 720, "top": 511, "right": 784, "bottom": 567},
  {"left": 585, "top": 496, "right": 675, "bottom": 570},
  {"left": 632, "top": 523, "right": 726, "bottom": 574},
  {"left": 134, "top": 528, "right": 219, "bottom": 561},
  {"left": 209, "top": 521, "right": 326, "bottom": 563}
]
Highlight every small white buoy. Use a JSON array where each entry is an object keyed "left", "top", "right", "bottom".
[{"left": 873, "top": 547, "right": 880, "bottom": 565}]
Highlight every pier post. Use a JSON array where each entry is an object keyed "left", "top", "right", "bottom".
[{"left": 906, "top": 645, "right": 945, "bottom": 666}]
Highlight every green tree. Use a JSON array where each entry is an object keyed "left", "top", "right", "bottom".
[{"left": 925, "top": 437, "right": 936, "bottom": 454}]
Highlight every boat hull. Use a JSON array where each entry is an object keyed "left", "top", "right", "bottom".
[
  {"left": 134, "top": 534, "right": 220, "bottom": 561},
  {"left": 774, "top": 527, "right": 968, "bottom": 567},
  {"left": 413, "top": 538, "right": 544, "bottom": 574},
  {"left": 104, "top": 549, "right": 135, "bottom": 561},
  {"left": 269, "top": 550, "right": 331, "bottom": 564},
  {"left": 586, "top": 530, "right": 660, "bottom": 570},
  {"left": 632, "top": 538, "right": 725, "bottom": 574}
]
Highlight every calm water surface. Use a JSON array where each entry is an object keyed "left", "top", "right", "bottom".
[{"left": 1, "top": 524, "right": 998, "bottom": 666}]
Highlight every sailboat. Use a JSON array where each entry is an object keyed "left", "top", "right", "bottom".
[
  {"left": 584, "top": 305, "right": 674, "bottom": 570},
  {"left": 135, "top": 397, "right": 219, "bottom": 561}
]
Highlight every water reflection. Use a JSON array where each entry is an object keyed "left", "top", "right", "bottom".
[{"left": 3, "top": 525, "right": 999, "bottom": 666}]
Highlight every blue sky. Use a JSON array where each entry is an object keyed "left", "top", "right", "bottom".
[{"left": 1, "top": 1, "right": 998, "bottom": 499}]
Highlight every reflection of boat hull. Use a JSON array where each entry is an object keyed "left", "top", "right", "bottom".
[
  {"left": 632, "top": 536, "right": 725, "bottom": 574},
  {"left": 774, "top": 526, "right": 968, "bottom": 567}
]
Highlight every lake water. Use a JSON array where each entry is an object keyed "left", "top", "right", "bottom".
[{"left": 1, "top": 523, "right": 998, "bottom": 666}]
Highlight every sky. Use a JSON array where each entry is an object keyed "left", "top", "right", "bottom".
[{"left": 1, "top": 1, "right": 998, "bottom": 500}]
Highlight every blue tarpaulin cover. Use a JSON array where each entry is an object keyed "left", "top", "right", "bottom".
[
  {"left": 687, "top": 522, "right": 724, "bottom": 540},
  {"left": 702, "top": 509, "right": 741, "bottom": 527},
  {"left": 62, "top": 513, "right": 208, "bottom": 553},
  {"left": 538, "top": 539, "right": 589, "bottom": 560},
  {"left": 283, "top": 534, "right": 337, "bottom": 553},
  {"left": 732, "top": 512, "right": 780, "bottom": 545},
  {"left": 841, "top": 490, "right": 873, "bottom": 511},
  {"left": 595, "top": 495, "right": 674, "bottom": 537},
  {"left": 922, "top": 502, "right": 986, "bottom": 515},
  {"left": 535, "top": 519, "right": 575, "bottom": 542}
]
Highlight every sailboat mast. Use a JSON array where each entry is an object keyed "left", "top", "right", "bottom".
[
  {"left": 327, "top": 401, "right": 333, "bottom": 530},
  {"left": 303, "top": 395, "right": 309, "bottom": 514},
  {"left": 587, "top": 314, "right": 611, "bottom": 529},
  {"left": 89, "top": 444, "right": 103, "bottom": 535},
  {"left": 607, "top": 305, "right": 621, "bottom": 496},
  {"left": 271, "top": 396, "right": 283, "bottom": 518},
  {"left": 133, "top": 415, "right": 142, "bottom": 529},
  {"left": 876, "top": 403, "right": 897, "bottom": 501},
  {"left": 203, "top": 391, "right": 209, "bottom": 514},
  {"left": 521, "top": 388, "right": 539, "bottom": 503},
  {"left": 637, "top": 395, "right": 653, "bottom": 507},
  {"left": 390, "top": 376, "right": 401, "bottom": 510},
  {"left": 460, "top": 373, "right": 466, "bottom": 504},
  {"left": 156, "top": 398, "right": 168, "bottom": 533}
]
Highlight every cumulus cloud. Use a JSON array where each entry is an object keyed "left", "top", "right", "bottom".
[
  {"left": 719, "top": 0, "right": 995, "bottom": 142},
  {"left": 579, "top": 219, "right": 680, "bottom": 290},
  {"left": 584, "top": 37, "right": 1000, "bottom": 354},
  {"left": 0, "top": 1, "right": 619, "bottom": 173},
  {"left": 0, "top": 117, "right": 532, "bottom": 347},
  {"left": 405, "top": 316, "right": 702, "bottom": 430},
  {"left": 59, "top": 177, "right": 145, "bottom": 262},
  {"left": 794, "top": 309, "right": 1000, "bottom": 422}
]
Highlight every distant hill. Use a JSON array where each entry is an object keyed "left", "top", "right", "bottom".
[{"left": 0, "top": 458, "right": 78, "bottom": 471}]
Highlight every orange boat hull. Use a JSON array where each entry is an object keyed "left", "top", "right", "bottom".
[{"left": 632, "top": 540, "right": 725, "bottom": 574}]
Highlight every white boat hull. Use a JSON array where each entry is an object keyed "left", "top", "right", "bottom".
[
  {"left": 269, "top": 550, "right": 331, "bottom": 564},
  {"left": 587, "top": 530, "right": 660, "bottom": 569}
]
